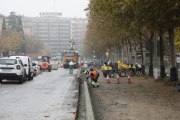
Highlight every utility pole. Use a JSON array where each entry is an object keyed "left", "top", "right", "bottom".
[{"left": 69, "top": 39, "right": 74, "bottom": 50}]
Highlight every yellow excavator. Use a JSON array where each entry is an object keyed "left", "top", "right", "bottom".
[{"left": 101, "top": 61, "right": 131, "bottom": 77}]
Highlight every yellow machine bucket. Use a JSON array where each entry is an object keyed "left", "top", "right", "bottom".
[{"left": 118, "top": 61, "right": 131, "bottom": 69}]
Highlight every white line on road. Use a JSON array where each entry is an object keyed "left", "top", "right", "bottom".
[{"left": 1, "top": 91, "right": 9, "bottom": 95}]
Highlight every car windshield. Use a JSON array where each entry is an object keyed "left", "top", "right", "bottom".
[
  {"left": 38, "top": 59, "right": 43, "bottom": 62},
  {"left": 65, "top": 52, "right": 75, "bottom": 57},
  {"left": 0, "top": 59, "right": 17, "bottom": 65}
]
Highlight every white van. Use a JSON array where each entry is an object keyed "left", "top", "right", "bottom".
[{"left": 10, "top": 56, "right": 34, "bottom": 80}]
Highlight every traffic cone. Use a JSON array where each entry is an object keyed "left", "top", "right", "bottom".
[
  {"left": 128, "top": 72, "right": 131, "bottom": 83},
  {"left": 106, "top": 73, "right": 110, "bottom": 83},
  {"left": 116, "top": 74, "right": 120, "bottom": 84}
]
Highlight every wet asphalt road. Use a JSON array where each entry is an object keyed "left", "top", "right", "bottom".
[{"left": 0, "top": 68, "right": 79, "bottom": 120}]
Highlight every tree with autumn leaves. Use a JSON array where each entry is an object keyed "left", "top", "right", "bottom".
[
  {"left": 85, "top": 0, "right": 180, "bottom": 81},
  {"left": 0, "top": 29, "right": 23, "bottom": 55},
  {"left": 0, "top": 12, "right": 52, "bottom": 57}
]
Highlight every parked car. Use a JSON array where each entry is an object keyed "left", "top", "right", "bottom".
[
  {"left": 0, "top": 58, "right": 26, "bottom": 84},
  {"left": 10, "top": 56, "right": 34, "bottom": 80},
  {"left": 87, "top": 61, "right": 94, "bottom": 66}
]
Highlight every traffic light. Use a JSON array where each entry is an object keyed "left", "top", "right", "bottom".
[
  {"left": 106, "top": 52, "right": 109, "bottom": 56},
  {"left": 69, "top": 40, "right": 72, "bottom": 45},
  {"left": 93, "top": 55, "right": 95, "bottom": 58},
  {"left": 58, "top": 51, "right": 60, "bottom": 55}
]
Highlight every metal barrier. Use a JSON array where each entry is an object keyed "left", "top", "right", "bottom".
[{"left": 50, "top": 61, "right": 58, "bottom": 70}]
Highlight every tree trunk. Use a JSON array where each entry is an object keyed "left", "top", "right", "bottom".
[
  {"left": 134, "top": 41, "right": 137, "bottom": 65},
  {"left": 168, "top": 28, "right": 178, "bottom": 82},
  {"left": 140, "top": 33, "right": 145, "bottom": 75},
  {"left": 122, "top": 46, "right": 124, "bottom": 63},
  {"left": 159, "top": 29, "right": 165, "bottom": 78},
  {"left": 149, "top": 33, "right": 154, "bottom": 76},
  {"left": 130, "top": 46, "right": 133, "bottom": 67},
  {"left": 126, "top": 46, "right": 129, "bottom": 64}
]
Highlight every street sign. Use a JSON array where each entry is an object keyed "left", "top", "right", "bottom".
[
  {"left": 93, "top": 50, "right": 95, "bottom": 53},
  {"left": 12, "top": 51, "right": 16, "bottom": 55},
  {"left": 106, "top": 56, "right": 109, "bottom": 59},
  {"left": 22, "top": 52, "right": 25, "bottom": 56},
  {"left": 9, "top": 51, "right": 12, "bottom": 55},
  {"left": 177, "top": 57, "right": 180, "bottom": 63}
]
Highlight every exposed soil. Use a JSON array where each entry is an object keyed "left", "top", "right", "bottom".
[{"left": 88, "top": 66, "right": 180, "bottom": 120}]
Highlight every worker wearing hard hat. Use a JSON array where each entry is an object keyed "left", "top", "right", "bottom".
[{"left": 135, "top": 63, "right": 142, "bottom": 75}]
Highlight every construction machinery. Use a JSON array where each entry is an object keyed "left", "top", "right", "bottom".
[
  {"left": 63, "top": 50, "right": 79, "bottom": 68},
  {"left": 62, "top": 39, "right": 79, "bottom": 69},
  {"left": 38, "top": 56, "right": 51, "bottom": 72},
  {"left": 101, "top": 61, "right": 132, "bottom": 77}
]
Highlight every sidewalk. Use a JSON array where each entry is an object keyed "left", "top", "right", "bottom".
[{"left": 88, "top": 67, "right": 180, "bottom": 120}]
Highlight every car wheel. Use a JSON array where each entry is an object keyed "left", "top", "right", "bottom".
[
  {"left": 109, "top": 71, "right": 115, "bottom": 78},
  {"left": 48, "top": 66, "right": 51, "bottom": 72},
  {"left": 31, "top": 74, "right": 34, "bottom": 80},
  {"left": 23, "top": 73, "right": 26, "bottom": 82},
  {"left": 28, "top": 73, "right": 31, "bottom": 80},
  {"left": 119, "top": 71, "right": 126, "bottom": 77},
  {"left": 19, "top": 76, "right": 23, "bottom": 84}
]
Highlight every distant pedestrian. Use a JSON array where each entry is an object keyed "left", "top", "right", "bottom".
[
  {"left": 135, "top": 63, "right": 142, "bottom": 75},
  {"left": 69, "top": 61, "right": 74, "bottom": 74},
  {"left": 81, "top": 60, "right": 84, "bottom": 66}
]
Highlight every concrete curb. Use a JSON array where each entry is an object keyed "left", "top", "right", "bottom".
[
  {"left": 76, "top": 67, "right": 94, "bottom": 120},
  {"left": 84, "top": 80, "right": 94, "bottom": 120},
  {"left": 74, "top": 67, "right": 82, "bottom": 120}
]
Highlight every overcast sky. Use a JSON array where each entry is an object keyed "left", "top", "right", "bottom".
[{"left": 0, "top": 0, "right": 89, "bottom": 18}]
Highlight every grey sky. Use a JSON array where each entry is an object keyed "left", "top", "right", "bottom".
[{"left": 0, "top": 0, "right": 89, "bottom": 18}]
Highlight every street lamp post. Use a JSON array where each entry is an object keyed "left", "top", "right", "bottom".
[{"left": 74, "top": 41, "right": 95, "bottom": 61}]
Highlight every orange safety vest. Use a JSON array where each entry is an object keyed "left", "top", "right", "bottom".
[{"left": 89, "top": 71, "right": 97, "bottom": 78}]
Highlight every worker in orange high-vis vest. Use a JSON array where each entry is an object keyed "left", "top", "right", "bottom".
[{"left": 86, "top": 68, "right": 99, "bottom": 87}]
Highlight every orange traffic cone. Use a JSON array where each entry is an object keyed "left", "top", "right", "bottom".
[
  {"left": 116, "top": 74, "right": 120, "bottom": 84},
  {"left": 106, "top": 73, "right": 110, "bottom": 83},
  {"left": 128, "top": 72, "right": 131, "bottom": 83},
  {"left": 79, "top": 63, "right": 82, "bottom": 67}
]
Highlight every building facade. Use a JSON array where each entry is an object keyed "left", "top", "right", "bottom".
[
  {"left": 0, "top": 14, "right": 5, "bottom": 32},
  {"left": 71, "top": 18, "right": 88, "bottom": 52},
  {"left": 22, "top": 14, "right": 88, "bottom": 57}
]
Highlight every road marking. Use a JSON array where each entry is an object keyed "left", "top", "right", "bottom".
[{"left": 1, "top": 91, "right": 9, "bottom": 94}]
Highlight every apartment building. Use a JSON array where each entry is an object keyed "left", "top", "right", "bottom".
[
  {"left": 22, "top": 13, "right": 88, "bottom": 57},
  {"left": 71, "top": 18, "right": 88, "bottom": 52}
]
